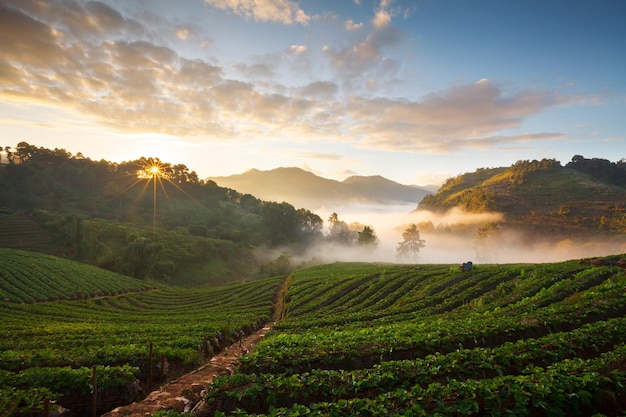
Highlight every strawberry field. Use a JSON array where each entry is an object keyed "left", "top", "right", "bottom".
[
  {"left": 0, "top": 249, "right": 281, "bottom": 416},
  {"left": 203, "top": 260, "right": 626, "bottom": 416},
  {"left": 3, "top": 248, "right": 626, "bottom": 416}
]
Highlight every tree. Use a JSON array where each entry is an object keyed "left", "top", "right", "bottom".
[
  {"left": 3, "top": 147, "right": 10, "bottom": 164},
  {"left": 474, "top": 222, "right": 501, "bottom": 262},
  {"left": 357, "top": 225, "right": 378, "bottom": 247},
  {"left": 328, "top": 212, "right": 355, "bottom": 245},
  {"left": 396, "top": 224, "right": 425, "bottom": 261},
  {"left": 260, "top": 201, "right": 299, "bottom": 246},
  {"left": 297, "top": 208, "right": 323, "bottom": 242}
]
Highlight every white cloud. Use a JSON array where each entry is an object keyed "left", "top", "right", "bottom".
[
  {"left": 347, "top": 79, "right": 586, "bottom": 152},
  {"left": 203, "top": 0, "right": 311, "bottom": 24},
  {"left": 0, "top": 2, "right": 602, "bottom": 155},
  {"left": 176, "top": 27, "right": 191, "bottom": 40},
  {"left": 289, "top": 44, "right": 308, "bottom": 55},
  {"left": 372, "top": 9, "right": 391, "bottom": 29},
  {"left": 299, "top": 81, "right": 339, "bottom": 100},
  {"left": 344, "top": 19, "right": 363, "bottom": 31}
]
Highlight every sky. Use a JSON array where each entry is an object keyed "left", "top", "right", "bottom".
[{"left": 1, "top": 0, "right": 625, "bottom": 187}]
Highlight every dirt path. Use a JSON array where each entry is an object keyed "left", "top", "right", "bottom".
[{"left": 102, "top": 322, "right": 274, "bottom": 417}]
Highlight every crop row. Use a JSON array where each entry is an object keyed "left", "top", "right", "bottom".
[
  {"left": 1, "top": 271, "right": 283, "bottom": 415},
  {"left": 207, "top": 316, "right": 626, "bottom": 414},
  {"left": 0, "top": 293, "right": 274, "bottom": 370},
  {"left": 277, "top": 262, "right": 599, "bottom": 331},
  {"left": 221, "top": 346, "right": 626, "bottom": 416},
  {"left": 239, "top": 267, "right": 626, "bottom": 374},
  {"left": 0, "top": 248, "right": 157, "bottom": 303}
]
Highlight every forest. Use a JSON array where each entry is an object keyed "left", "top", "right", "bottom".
[{"left": 0, "top": 142, "right": 379, "bottom": 285}]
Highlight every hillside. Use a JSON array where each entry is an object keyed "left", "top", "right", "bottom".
[
  {"left": 0, "top": 248, "right": 159, "bottom": 302},
  {"left": 0, "top": 247, "right": 282, "bottom": 415},
  {"left": 417, "top": 157, "right": 626, "bottom": 237},
  {"left": 4, "top": 256, "right": 626, "bottom": 416},
  {"left": 209, "top": 167, "right": 431, "bottom": 209},
  {"left": 0, "top": 143, "right": 329, "bottom": 285},
  {"left": 199, "top": 260, "right": 626, "bottom": 416}
]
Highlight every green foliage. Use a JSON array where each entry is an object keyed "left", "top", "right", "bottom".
[
  {"left": 419, "top": 167, "right": 506, "bottom": 211},
  {"left": 567, "top": 155, "right": 626, "bottom": 188},
  {"left": 0, "top": 262, "right": 281, "bottom": 415},
  {"left": 0, "top": 142, "right": 330, "bottom": 284},
  {"left": 204, "top": 260, "right": 626, "bottom": 416},
  {"left": 507, "top": 158, "right": 562, "bottom": 185},
  {"left": 0, "top": 248, "right": 158, "bottom": 302},
  {"left": 416, "top": 156, "right": 626, "bottom": 239}
]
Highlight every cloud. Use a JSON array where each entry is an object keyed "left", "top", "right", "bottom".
[
  {"left": 344, "top": 20, "right": 363, "bottom": 31},
  {"left": 288, "top": 44, "right": 308, "bottom": 55},
  {"left": 0, "top": 2, "right": 602, "bottom": 154},
  {"left": 175, "top": 26, "right": 191, "bottom": 40},
  {"left": 300, "top": 151, "right": 343, "bottom": 161},
  {"left": 322, "top": 2, "right": 403, "bottom": 85},
  {"left": 372, "top": 8, "right": 391, "bottom": 29},
  {"left": 345, "top": 79, "right": 595, "bottom": 152},
  {"left": 233, "top": 62, "right": 276, "bottom": 79},
  {"left": 299, "top": 81, "right": 339, "bottom": 100},
  {"left": 203, "top": 0, "right": 311, "bottom": 24}
]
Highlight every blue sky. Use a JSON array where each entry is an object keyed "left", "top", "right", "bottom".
[{"left": 1, "top": 0, "right": 624, "bottom": 186}]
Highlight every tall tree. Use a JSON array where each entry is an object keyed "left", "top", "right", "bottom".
[
  {"left": 328, "top": 212, "right": 355, "bottom": 245},
  {"left": 396, "top": 224, "right": 425, "bottom": 261},
  {"left": 357, "top": 225, "right": 378, "bottom": 247},
  {"left": 474, "top": 222, "right": 501, "bottom": 262}
]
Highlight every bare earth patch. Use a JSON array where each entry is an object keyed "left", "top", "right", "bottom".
[{"left": 102, "top": 323, "right": 274, "bottom": 417}]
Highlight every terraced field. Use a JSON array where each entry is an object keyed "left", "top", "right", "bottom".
[
  {"left": 0, "top": 249, "right": 282, "bottom": 416},
  {"left": 202, "top": 260, "right": 626, "bottom": 416},
  {"left": 3, "top": 250, "right": 626, "bottom": 416}
]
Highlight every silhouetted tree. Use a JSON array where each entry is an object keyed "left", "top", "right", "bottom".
[
  {"left": 396, "top": 224, "right": 425, "bottom": 261},
  {"left": 328, "top": 212, "right": 354, "bottom": 245},
  {"left": 474, "top": 222, "right": 501, "bottom": 262},
  {"left": 357, "top": 225, "right": 378, "bottom": 247}
]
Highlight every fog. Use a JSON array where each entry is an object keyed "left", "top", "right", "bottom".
[{"left": 297, "top": 203, "right": 625, "bottom": 266}]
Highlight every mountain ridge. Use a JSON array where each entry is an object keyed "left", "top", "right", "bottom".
[
  {"left": 208, "top": 167, "right": 431, "bottom": 210},
  {"left": 417, "top": 156, "right": 626, "bottom": 237}
]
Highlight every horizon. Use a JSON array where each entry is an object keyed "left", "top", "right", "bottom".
[{"left": 1, "top": 1, "right": 625, "bottom": 185}]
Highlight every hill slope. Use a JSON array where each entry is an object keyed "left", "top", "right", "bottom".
[
  {"left": 209, "top": 167, "right": 430, "bottom": 209},
  {"left": 0, "top": 248, "right": 159, "bottom": 302},
  {"left": 199, "top": 260, "right": 626, "bottom": 416},
  {"left": 417, "top": 157, "right": 626, "bottom": 237}
]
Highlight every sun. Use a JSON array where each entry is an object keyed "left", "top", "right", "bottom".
[
  {"left": 137, "top": 159, "right": 165, "bottom": 179},
  {"left": 149, "top": 165, "right": 161, "bottom": 176}
]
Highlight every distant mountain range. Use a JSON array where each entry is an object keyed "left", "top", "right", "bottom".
[{"left": 208, "top": 167, "right": 432, "bottom": 210}]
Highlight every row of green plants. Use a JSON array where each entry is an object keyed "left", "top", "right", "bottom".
[
  {"left": 218, "top": 348, "right": 626, "bottom": 416},
  {"left": 0, "top": 248, "right": 158, "bottom": 303},
  {"left": 0, "top": 252, "right": 283, "bottom": 415},
  {"left": 277, "top": 262, "right": 591, "bottom": 331},
  {"left": 237, "top": 264, "right": 625, "bottom": 374},
  {"left": 201, "top": 260, "right": 626, "bottom": 416},
  {"left": 207, "top": 316, "right": 626, "bottom": 413}
]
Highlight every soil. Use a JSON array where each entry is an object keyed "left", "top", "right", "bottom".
[{"left": 101, "top": 322, "right": 274, "bottom": 417}]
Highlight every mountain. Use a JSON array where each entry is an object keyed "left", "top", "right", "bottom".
[
  {"left": 417, "top": 156, "right": 626, "bottom": 237},
  {"left": 209, "top": 167, "right": 431, "bottom": 210}
]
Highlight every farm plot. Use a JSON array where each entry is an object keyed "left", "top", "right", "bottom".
[
  {"left": 0, "top": 249, "right": 281, "bottom": 416},
  {"left": 203, "top": 260, "right": 626, "bottom": 416}
]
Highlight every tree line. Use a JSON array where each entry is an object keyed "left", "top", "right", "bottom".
[{"left": 0, "top": 142, "right": 390, "bottom": 283}]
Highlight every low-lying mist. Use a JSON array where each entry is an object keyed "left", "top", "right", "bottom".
[{"left": 286, "top": 203, "right": 625, "bottom": 267}]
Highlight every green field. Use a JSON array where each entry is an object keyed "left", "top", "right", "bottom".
[
  {"left": 3, "top": 249, "right": 626, "bottom": 416},
  {"left": 203, "top": 261, "right": 626, "bottom": 416},
  {"left": 0, "top": 249, "right": 282, "bottom": 416}
]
